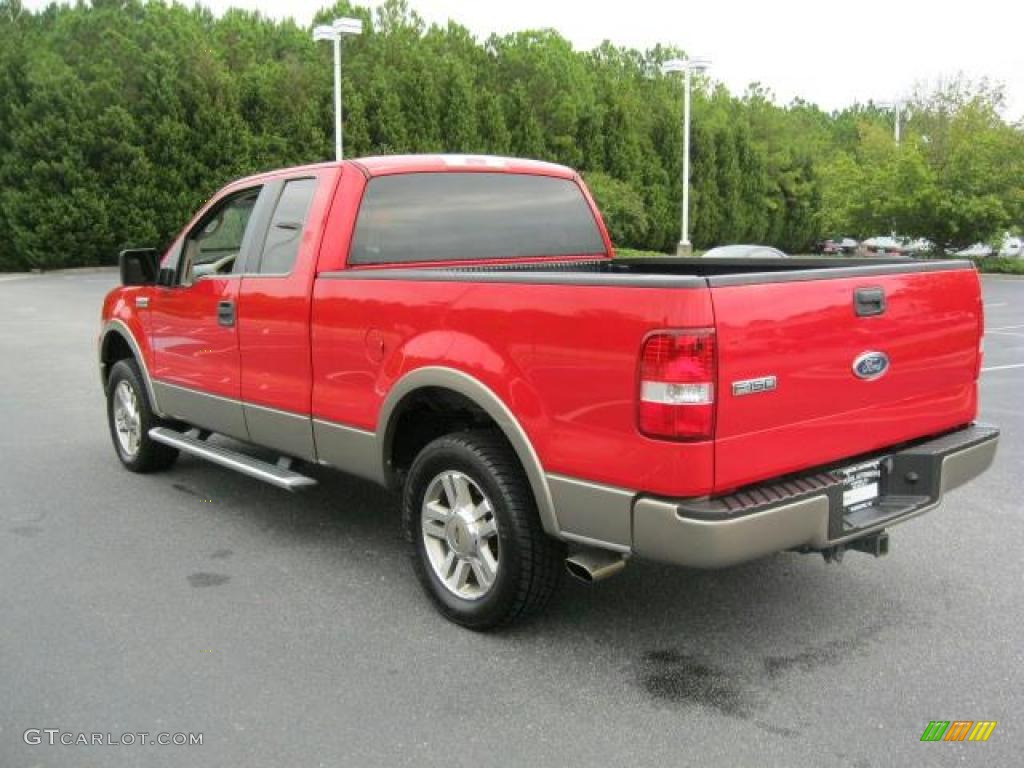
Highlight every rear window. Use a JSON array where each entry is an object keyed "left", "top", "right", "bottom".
[{"left": 348, "top": 172, "right": 605, "bottom": 265}]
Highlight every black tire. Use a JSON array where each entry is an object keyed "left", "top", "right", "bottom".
[
  {"left": 106, "top": 359, "right": 179, "bottom": 473},
  {"left": 403, "top": 430, "right": 565, "bottom": 630}
]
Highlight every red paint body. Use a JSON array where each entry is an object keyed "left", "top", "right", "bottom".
[{"left": 102, "top": 156, "right": 984, "bottom": 499}]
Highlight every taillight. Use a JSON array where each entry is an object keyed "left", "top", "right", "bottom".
[{"left": 638, "top": 330, "right": 716, "bottom": 440}]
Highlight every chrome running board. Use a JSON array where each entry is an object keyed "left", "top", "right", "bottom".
[{"left": 149, "top": 427, "right": 317, "bottom": 492}]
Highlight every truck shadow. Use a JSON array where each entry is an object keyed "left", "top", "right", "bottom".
[{"left": 164, "top": 447, "right": 927, "bottom": 739}]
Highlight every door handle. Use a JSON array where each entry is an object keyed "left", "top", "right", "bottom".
[
  {"left": 854, "top": 287, "right": 885, "bottom": 317},
  {"left": 217, "top": 300, "right": 236, "bottom": 327}
]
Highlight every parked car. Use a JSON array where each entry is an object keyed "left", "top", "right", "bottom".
[
  {"left": 861, "top": 235, "right": 911, "bottom": 256},
  {"left": 816, "top": 237, "right": 858, "bottom": 255},
  {"left": 905, "top": 238, "right": 935, "bottom": 256},
  {"left": 998, "top": 235, "right": 1022, "bottom": 258},
  {"left": 703, "top": 244, "right": 788, "bottom": 258},
  {"left": 99, "top": 154, "right": 999, "bottom": 629},
  {"left": 836, "top": 237, "right": 859, "bottom": 254},
  {"left": 955, "top": 242, "right": 995, "bottom": 258}
]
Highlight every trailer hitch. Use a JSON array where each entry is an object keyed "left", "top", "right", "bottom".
[{"left": 819, "top": 531, "right": 890, "bottom": 564}]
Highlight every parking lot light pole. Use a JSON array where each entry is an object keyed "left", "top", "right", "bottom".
[
  {"left": 313, "top": 17, "right": 363, "bottom": 161},
  {"left": 662, "top": 57, "right": 711, "bottom": 256},
  {"left": 879, "top": 99, "right": 904, "bottom": 145}
]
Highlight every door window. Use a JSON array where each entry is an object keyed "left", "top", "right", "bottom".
[{"left": 180, "top": 187, "right": 261, "bottom": 284}]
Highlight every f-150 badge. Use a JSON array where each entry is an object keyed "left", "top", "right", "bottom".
[{"left": 732, "top": 376, "right": 777, "bottom": 396}]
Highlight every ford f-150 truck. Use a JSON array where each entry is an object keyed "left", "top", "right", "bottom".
[{"left": 100, "top": 155, "right": 999, "bottom": 629}]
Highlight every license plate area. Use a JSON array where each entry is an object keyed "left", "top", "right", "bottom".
[{"left": 837, "top": 458, "right": 883, "bottom": 513}]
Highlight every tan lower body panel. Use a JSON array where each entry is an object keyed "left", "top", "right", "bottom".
[
  {"left": 633, "top": 495, "right": 830, "bottom": 568},
  {"left": 244, "top": 402, "right": 317, "bottom": 463},
  {"left": 940, "top": 438, "right": 998, "bottom": 495},
  {"left": 312, "top": 419, "right": 384, "bottom": 485},
  {"left": 547, "top": 474, "right": 634, "bottom": 550},
  {"left": 152, "top": 381, "right": 249, "bottom": 442}
]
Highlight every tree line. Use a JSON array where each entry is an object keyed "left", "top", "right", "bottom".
[{"left": 1, "top": 0, "right": 1022, "bottom": 270}]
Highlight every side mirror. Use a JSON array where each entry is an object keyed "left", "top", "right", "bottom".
[{"left": 119, "top": 248, "right": 160, "bottom": 286}]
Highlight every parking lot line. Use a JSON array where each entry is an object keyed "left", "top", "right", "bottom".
[
  {"left": 982, "top": 363, "right": 1024, "bottom": 372},
  {"left": 988, "top": 324, "right": 1024, "bottom": 331}
]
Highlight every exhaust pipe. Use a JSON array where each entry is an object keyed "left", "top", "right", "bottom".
[{"left": 565, "top": 548, "right": 627, "bottom": 583}]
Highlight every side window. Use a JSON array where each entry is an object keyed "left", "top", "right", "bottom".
[
  {"left": 180, "top": 187, "right": 261, "bottom": 284},
  {"left": 258, "top": 178, "right": 317, "bottom": 275}
]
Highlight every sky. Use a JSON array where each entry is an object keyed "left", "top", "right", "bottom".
[{"left": 23, "top": 0, "right": 1024, "bottom": 120}]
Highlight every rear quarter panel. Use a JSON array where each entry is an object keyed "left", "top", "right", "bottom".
[{"left": 310, "top": 278, "right": 717, "bottom": 497}]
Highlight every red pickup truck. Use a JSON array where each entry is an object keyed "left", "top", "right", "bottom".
[{"left": 100, "top": 155, "right": 999, "bottom": 629}]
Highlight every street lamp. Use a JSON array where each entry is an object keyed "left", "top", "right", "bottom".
[
  {"left": 313, "top": 16, "right": 363, "bottom": 161},
  {"left": 878, "top": 99, "right": 905, "bottom": 145},
  {"left": 662, "top": 56, "right": 711, "bottom": 256}
]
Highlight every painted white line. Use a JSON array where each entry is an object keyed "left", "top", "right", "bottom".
[
  {"left": 988, "top": 323, "right": 1024, "bottom": 331},
  {"left": 982, "top": 363, "right": 1024, "bottom": 372},
  {"left": 984, "top": 302, "right": 1007, "bottom": 308},
  {"left": 987, "top": 331, "right": 1024, "bottom": 338},
  {"left": 0, "top": 275, "right": 32, "bottom": 283}
]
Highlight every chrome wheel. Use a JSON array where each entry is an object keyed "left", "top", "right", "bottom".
[
  {"left": 113, "top": 380, "right": 142, "bottom": 457},
  {"left": 421, "top": 470, "right": 500, "bottom": 601}
]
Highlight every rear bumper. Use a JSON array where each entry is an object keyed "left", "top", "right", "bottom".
[{"left": 631, "top": 423, "right": 999, "bottom": 568}]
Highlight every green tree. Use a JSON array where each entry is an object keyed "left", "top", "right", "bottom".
[
  {"left": 441, "top": 61, "right": 478, "bottom": 152},
  {"left": 818, "top": 79, "right": 1024, "bottom": 251},
  {"left": 583, "top": 172, "right": 649, "bottom": 246},
  {"left": 1, "top": 0, "right": 1021, "bottom": 270}
]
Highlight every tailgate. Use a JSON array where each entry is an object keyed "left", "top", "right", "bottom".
[{"left": 710, "top": 263, "right": 982, "bottom": 493}]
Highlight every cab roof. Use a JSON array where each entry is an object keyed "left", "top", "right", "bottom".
[
  {"left": 351, "top": 154, "right": 576, "bottom": 179},
  {"left": 225, "top": 155, "right": 577, "bottom": 192}
]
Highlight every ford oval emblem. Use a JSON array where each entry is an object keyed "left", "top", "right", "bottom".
[{"left": 852, "top": 351, "right": 889, "bottom": 380}]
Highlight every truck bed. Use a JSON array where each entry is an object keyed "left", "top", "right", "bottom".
[{"left": 316, "top": 255, "right": 981, "bottom": 500}]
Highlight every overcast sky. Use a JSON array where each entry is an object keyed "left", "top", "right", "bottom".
[{"left": 24, "top": 0, "right": 1024, "bottom": 119}]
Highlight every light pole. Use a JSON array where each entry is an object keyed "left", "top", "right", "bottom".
[
  {"left": 879, "top": 99, "right": 905, "bottom": 145},
  {"left": 313, "top": 17, "right": 363, "bottom": 161},
  {"left": 662, "top": 57, "right": 711, "bottom": 256}
]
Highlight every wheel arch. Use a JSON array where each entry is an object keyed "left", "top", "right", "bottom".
[
  {"left": 378, "top": 367, "right": 559, "bottom": 537},
  {"left": 99, "top": 320, "right": 163, "bottom": 414}
]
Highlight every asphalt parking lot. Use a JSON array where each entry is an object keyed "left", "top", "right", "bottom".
[{"left": 1, "top": 269, "right": 1021, "bottom": 767}]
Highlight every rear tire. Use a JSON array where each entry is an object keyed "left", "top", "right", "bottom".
[
  {"left": 106, "top": 359, "right": 179, "bottom": 473},
  {"left": 403, "top": 430, "right": 564, "bottom": 630}
]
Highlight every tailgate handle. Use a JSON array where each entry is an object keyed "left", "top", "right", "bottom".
[{"left": 854, "top": 287, "right": 885, "bottom": 317}]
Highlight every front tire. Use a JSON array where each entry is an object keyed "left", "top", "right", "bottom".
[
  {"left": 403, "top": 430, "right": 564, "bottom": 630},
  {"left": 106, "top": 359, "right": 179, "bottom": 473}
]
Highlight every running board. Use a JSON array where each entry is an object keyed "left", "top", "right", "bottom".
[{"left": 149, "top": 427, "right": 317, "bottom": 492}]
